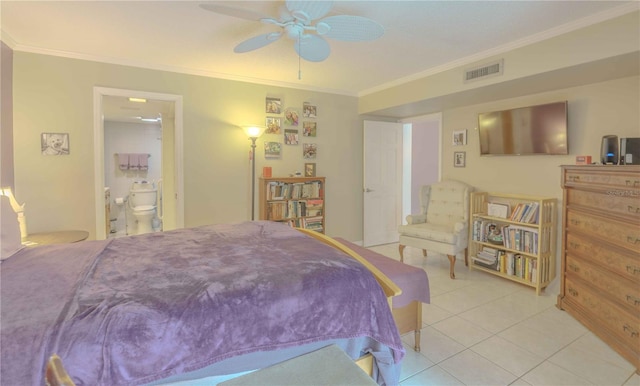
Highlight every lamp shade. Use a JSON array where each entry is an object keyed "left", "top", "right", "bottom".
[{"left": 242, "top": 125, "right": 266, "bottom": 139}]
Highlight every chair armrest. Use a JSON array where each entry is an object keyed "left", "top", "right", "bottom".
[
  {"left": 453, "top": 221, "right": 467, "bottom": 233},
  {"left": 406, "top": 214, "right": 426, "bottom": 224}
]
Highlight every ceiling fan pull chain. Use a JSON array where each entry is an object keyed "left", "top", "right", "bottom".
[{"left": 298, "top": 30, "right": 302, "bottom": 80}]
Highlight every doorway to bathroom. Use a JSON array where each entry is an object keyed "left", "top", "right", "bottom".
[{"left": 93, "top": 87, "right": 184, "bottom": 240}]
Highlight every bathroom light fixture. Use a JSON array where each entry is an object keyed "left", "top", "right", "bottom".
[
  {"left": 242, "top": 125, "right": 266, "bottom": 220},
  {"left": 129, "top": 97, "right": 147, "bottom": 103}
]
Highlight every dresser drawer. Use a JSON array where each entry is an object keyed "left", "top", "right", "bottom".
[
  {"left": 566, "top": 189, "right": 640, "bottom": 220},
  {"left": 566, "top": 254, "right": 640, "bottom": 312},
  {"left": 564, "top": 169, "right": 640, "bottom": 189},
  {"left": 566, "top": 210, "right": 640, "bottom": 254},
  {"left": 566, "top": 232, "right": 640, "bottom": 283},
  {"left": 565, "top": 277, "right": 640, "bottom": 349}
]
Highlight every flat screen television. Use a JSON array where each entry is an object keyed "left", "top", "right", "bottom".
[{"left": 478, "top": 101, "right": 568, "bottom": 156}]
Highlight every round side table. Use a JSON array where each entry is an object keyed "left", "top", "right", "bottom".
[{"left": 25, "top": 230, "right": 89, "bottom": 246}]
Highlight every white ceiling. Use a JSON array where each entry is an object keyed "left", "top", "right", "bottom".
[
  {"left": 2, "top": 0, "right": 637, "bottom": 100},
  {"left": 2, "top": 1, "right": 638, "bottom": 121}
]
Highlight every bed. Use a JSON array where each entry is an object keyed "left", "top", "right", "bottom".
[{"left": 0, "top": 215, "right": 406, "bottom": 386}]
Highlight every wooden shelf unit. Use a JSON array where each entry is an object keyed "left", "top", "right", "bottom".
[
  {"left": 469, "top": 192, "right": 557, "bottom": 295},
  {"left": 259, "top": 177, "right": 325, "bottom": 233},
  {"left": 556, "top": 165, "right": 639, "bottom": 374}
]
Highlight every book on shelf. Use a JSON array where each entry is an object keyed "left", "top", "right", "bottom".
[
  {"left": 303, "top": 216, "right": 323, "bottom": 232},
  {"left": 501, "top": 225, "right": 539, "bottom": 254},
  {"left": 266, "top": 180, "right": 323, "bottom": 201},
  {"left": 509, "top": 202, "right": 539, "bottom": 224}
]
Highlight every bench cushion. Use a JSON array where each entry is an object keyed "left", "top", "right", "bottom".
[{"left": 334, "top": 238, "right": 430, "bottom": 308}]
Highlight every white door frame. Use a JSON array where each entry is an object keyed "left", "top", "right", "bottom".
[
  {"left": 400, "top": 112, "right": 442, "bottom": 217},
  {"left": 93, "top": 87, "right": 184, "bottom": 239}
]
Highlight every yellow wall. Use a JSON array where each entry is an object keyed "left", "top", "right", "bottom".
[
  {"left": 9, "top": 10, "right": 640, "bottom": 244},
  {"left": 440, "top": 76, "right": 640, "bottom": 197},
  {"left": 12, "top": 53, "right": 363, "bottom": 240}
]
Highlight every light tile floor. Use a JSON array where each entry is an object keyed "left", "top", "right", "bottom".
[{"left": 366, "top": 243, "right": 639, "bottom": 386}]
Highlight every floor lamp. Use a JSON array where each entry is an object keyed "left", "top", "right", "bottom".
[{"left": 242, "top": 125, "right": 266, "bottom": 220}]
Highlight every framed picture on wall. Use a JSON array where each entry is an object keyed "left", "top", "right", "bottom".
[
  {"left": 453, "top": 129, "right": 467, "bottom": 146},
  {"left": 41, "top": 133, "right": 70, "bottom": 155},
  {"left": 454, "top": 151, "right": 466, "bottom": 167},
  {"left": 304, "top": 163, "right": 316, "bottom": 177}
]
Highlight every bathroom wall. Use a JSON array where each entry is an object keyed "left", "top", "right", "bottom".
[{"left": 104, "top": 120, "right": 162, "bottom": 235}]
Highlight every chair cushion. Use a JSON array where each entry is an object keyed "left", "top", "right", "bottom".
[{"left": 398, "top": 222, "right": 459, "bottom": 245}]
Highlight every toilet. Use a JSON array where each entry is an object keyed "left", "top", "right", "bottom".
[{"left": 128, "top": 181, "right": 157, "bottom": 235}]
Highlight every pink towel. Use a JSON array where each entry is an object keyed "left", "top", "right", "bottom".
[
  {"left": 129, "top": 154, "right": 140, "bottom": 170},
  {"left": 118, "top": 153, "right": 129, "bottom": 170},
  {"left": 139, "top": 154, "right": 149, "bottom": 171}
]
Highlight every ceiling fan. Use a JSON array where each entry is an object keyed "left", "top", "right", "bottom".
[{"left": 200, "top": 1, "right": 384, "bottom": 62}]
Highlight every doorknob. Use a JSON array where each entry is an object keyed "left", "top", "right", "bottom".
[{"left": 364, "top": 188, "right": 374, "bottom": 193}]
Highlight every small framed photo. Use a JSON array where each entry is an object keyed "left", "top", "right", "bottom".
[
  {"left": 303, "top": 102, "right": 316, "bottom": 118},
  {"left": 304, "top": 163, "right": 316, "bottom": 177},
  {"left": 264, "top": 142, "right": 282, "bottom": 158},
  {"left": 303, "top": 143, "right": 317, "bottom": 159},
  {"left": 453, "top": 129, "right": 467, "bottom": 146},
  {"left": 265, "top": 117, "right": 281, "bottom": 134},
  {"left": 266, "top": 97, "right": 281, "bottom": 114},
  {"left": 454, "top": 151, "right": 466, "bottom": 167},
  {"left": 41, "top": 133, "right": 70, "bottom": 155}
]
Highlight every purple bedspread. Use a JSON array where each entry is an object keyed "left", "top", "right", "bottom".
[
  {"left": 1, "top": 221, "right": 404, "bottom": 386},
  {"left": 333, "top": 238, "right": 430, "bottom": 308}
]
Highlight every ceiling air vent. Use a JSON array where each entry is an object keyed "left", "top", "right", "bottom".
[{"left": 464, "top": 59, "right": 504, "bottom": 83}]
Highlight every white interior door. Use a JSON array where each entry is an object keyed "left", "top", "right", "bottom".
[{"left": 363, "top": 120, "right": 403, "bottom": 247}]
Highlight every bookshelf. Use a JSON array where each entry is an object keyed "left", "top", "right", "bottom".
[
  {"left": 259, "top": 177, "right": 325, "bottom": 233},
  {"left": 469, "top": 192, "right": 556, "bottom": 295}
]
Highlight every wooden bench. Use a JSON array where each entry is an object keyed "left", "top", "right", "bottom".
[{"left": 333, "top": 238, "right": 430, "bottom": 352}]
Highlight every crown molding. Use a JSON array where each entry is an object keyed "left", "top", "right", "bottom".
[{"left": 358, "top": 3, "right": 639, "bottom": 97}]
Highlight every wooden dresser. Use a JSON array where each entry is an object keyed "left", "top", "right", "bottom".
[{"left": 557, "top": 165, "right": 639, "bottom": 373}]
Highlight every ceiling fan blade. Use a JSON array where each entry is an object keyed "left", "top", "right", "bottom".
[
  {"left": 234, "top": 32, "right": 283, "bottom": 53},
  {"left": 318, "top": 15, "right": 384, "bottom": 41},
  {"left": 295, "top": 35, "right": 330, "bottom": 62},
  {"left": 199, "top": 3, "right": 270, "bottom": 21},
  {"left": 286, "top": 1, "right": 333, "bottom": 21}
]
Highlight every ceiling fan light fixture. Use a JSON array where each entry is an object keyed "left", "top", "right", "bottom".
[{"left": 286, "top": 24, "right": 305, "bottom": 40}]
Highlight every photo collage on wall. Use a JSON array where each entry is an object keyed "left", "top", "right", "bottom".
[{"left": 263, "top": 97, "right": 318, "bottom": 162}]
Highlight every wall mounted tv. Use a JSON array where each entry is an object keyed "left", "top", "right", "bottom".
[{"left": 478, "top": 101, "right": 568, "bottom": 156}]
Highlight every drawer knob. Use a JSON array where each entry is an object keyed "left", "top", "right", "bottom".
[
  {"left": 627, "top": 236, "right": 640, "bottom": 245},
  {"left": 568, "top": 263, "right": 580, "bottom": 272},
  {"left": 568, "top": 287, "right": 578, "bottom": 297},
  {"left": 568, "top": 176, "right": 580, "bottom": 182},
  {"left": 628, "top": 205, "right": 640, "bottom": 214},
  {"left": 627, "top": 265, "right": 640, "bottom": 275},
  {"left": 623, "top": 324, "right": 639, "bottom": 338},
  {"left": 570, "top": 219, "right": 581, "bottom": 226},
  {"left": 626, "top": 294, "right": 640, "bottom": 307}
]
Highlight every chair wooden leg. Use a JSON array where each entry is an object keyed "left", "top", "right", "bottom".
[
  {"left": 414, "top": 329, "right": 421, "bottom": 352},
  {"left": 447, "top": 254, "right": 456, "bottom": 279},
  {"left": 422, "top": 249, "right": 427, "bottom": 257},
  {"left": 464, "top": 248, "right": 468, "bottom": 266},
  {"left": 399, "top": 244, "right": 405, "bottom": 262}
]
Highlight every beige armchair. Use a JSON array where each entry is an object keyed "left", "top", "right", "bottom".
[{"left": 398, "top": 180, "right": 473, "bottom": 279}]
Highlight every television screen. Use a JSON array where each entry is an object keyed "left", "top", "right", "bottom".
[{"left": 478, "top": 101, "right": 568, "bottom": 155}]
